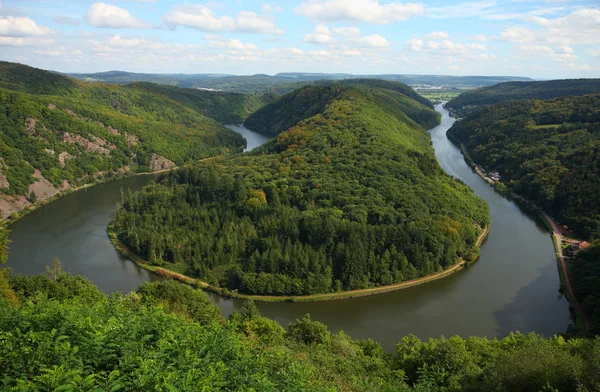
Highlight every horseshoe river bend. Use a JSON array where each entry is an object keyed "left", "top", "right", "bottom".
[{"left": 4, "top": 104, "right": 570, "bottom": 351}]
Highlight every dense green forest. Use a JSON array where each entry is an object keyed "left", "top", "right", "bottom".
[
  {"left": 0, "top": 61, "right": 285, "bottom": 199},
  {"left": 446, "top": 79, "right": 600, "bottom": 116},
  {"left": 129, "top": 83, "right": 278, "bottom": 124},
  {"left": 572, "top": 242, "right": 600, "bottom": 333},
  {"left": 245, "top": 80, "right": 435, "bottom": 137},
  {"left": 112, "top": 82, "right": 489, "bottom": 296},
  {"left": 447, "top": 94, "right": 600, "bottom": 239},
  {"left": 0, "top": 260, "right": 599, "bottom": 391}
]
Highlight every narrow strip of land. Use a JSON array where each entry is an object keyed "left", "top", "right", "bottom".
[
  {"left": 539, "top": 210, "right": 591, "bottom": 330},
  {"left": 108, "top": 225, "right": 488, "bottom": 303}
]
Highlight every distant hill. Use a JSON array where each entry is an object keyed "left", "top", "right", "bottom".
[
  {"left": 0, "top": 62, "right": 254, "bottom": 218},
  {"left": 68, "top": 69, "right": 531, "bottom": 93},
  {"left": 446, "top": 79, "right": 600, "bottom": 115},
  {"left": 126, "top": 83, "right": 278, "bottom": 124},
  {"left": 245, "top": 79, "right": 437, "bottom": 136}
]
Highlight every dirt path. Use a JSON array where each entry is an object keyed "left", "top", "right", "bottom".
[{"left": 111, "top": 225, "right": 488, "bottom": 303}]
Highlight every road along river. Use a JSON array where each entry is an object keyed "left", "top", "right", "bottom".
[{"left": 5, "top": 106, "right": 570, "bottom": 351}]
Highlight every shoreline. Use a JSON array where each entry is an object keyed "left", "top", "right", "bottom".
[
  {"left": 454, "top": 139, "right": 590, "bottom": 331},
  {"left": 107, "top": 224, "right": 488, "bottom": 303},
  {"left": 0, "top": 155, "right": 222, "bottom": 228}
]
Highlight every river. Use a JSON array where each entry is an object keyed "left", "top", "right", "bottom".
[{"left": 5, "top": 105, "right": 570, "bottom": 351}]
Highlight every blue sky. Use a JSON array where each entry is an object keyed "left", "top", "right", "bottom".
[{"left": 0, "top": 0, "right": 599, "bottom": 78}]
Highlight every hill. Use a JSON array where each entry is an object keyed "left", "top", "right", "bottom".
[
  {"left": 0, "top": 62, "right": 250, "bottom": 218},
  {"left": 245, "top": 79, "right": 435, "bottom": 137},
  {"left": 448, "top": 94, "right": 600, "bottom": 239},
  {"left": 68, "top": 69, "right": 531, "bottom": 93},
  {"left": 130, "top": 82, "right": 278, "bottom": 124},
  {"left": 446, "top": 79, "right": 600, "bottom": 116},
  {"left": 1, "top": 262, "right": 599, "bottom": 390},
  {"left": 112, "top": 81, "right": 489, "bottom": 296}
]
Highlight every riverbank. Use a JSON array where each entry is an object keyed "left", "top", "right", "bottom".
[
  {"left": 453, "top": 139, "right": 590, "bottom": 331},
  {"left": 0, "top": 155, "right": 224, "bottom": 227},
  {"left": 107, "top": 224, "right": 488, "bottom": 303}
]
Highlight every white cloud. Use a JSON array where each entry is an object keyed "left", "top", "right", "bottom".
[
  {"left": 204, "top": 34, "right": 258, "bottom": 50},
  {"left": 425, "top": 1, "right": 496, "bottom": 19},
  {"left": 332, "top": 26, "right": 360, "bottom": 38},
  {"left": 0, "top": 36, "right": 53, "bottom": 46},
  {"left": 263, "top": 3, "right": 283, "bottom": 13},
  {"left": 501, "top": 9, "right": 600, "bottom": 47},
  {"left": 356, "top": 34, "right": 390, "bottom": 47},
  {"left": 86, "top": 2, "right": 152, "bottom": 29},
  {"left": 0, "top": 16, "right": 52, "bottom": 37},
  {"left": 427, "top": 31, "right": 448, "bottom": 39},
  {"left": 295, "top": 0, "right": 424, "bottom": 24},
  {"left": 163, "top": 5, "right": 283, "bottom": 34},
  {"left": 303, "top": 24, "right": 334, "bottom": 44},
  {"left": 501, "top": 26, "right": 536, "bottom": 44},
  {"left": 518, "top": 44, "right": 577, "bottom": 62},
  {"left": 587, "top": 48, "right": 600, "bottom": 57},
  {"left": 471, "top": 34, "right": 489, "bottom": 42},
  {"left": 529, "top": 8, "right": 600, "bottom": 46},
  {"left": 406, "top": 38, "right": 423, "bottom": 51}
]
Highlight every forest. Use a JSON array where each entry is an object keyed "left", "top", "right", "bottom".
[
  {"left": 0, "top": 61, "right": 284, "bottom": 198},
  {"left": 112, "top": 81, "right": 489, "bottom": 296},
  {"left": 446, "top": 79, "right": 600, "bottom": 117},
  {"left": 448, "top": 94, "right": 600, "bottom": 239},
  {"left": 572, "top": 243, "right": 600, "bottom": 334},
  {"left": 0, "top": 253, "right": 599, "bottom": 391}
]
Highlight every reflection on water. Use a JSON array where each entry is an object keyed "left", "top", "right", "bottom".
[{"left": 225, "top": 124, "right": 271, "bottom": 152}]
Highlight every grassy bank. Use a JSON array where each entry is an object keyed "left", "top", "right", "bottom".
[{"left": 107, "top": 225, "right": 488, "bottom": 303}]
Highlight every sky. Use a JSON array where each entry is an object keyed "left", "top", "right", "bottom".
[{"left": 0, "top": 0, "right": 599, "bottom": 78}]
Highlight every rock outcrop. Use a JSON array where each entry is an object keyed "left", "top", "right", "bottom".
[
  {"left": 25, "top": 118, "right": 37, "bottom": 135},
  {"left": 148, "top": 154, "right": 176, "bottom": 171},
  {"left": 62, "top": 133, "right": 111, "bottom": 156}
]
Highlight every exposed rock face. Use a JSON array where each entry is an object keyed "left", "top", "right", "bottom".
[
  {"left": 30, "top": 169, "right": 60, "bottom": 201},
  {"left": 44, "top": 148, "right": 55, "bottom": 156},
  {"left": 0, "top": 168, "right": 65, "bottom": 219},
  {"left": 148, "top": 153, "right": 176, "bottom": 171},
  {"left": 48, "top": 103, "right": 56, "bottom": 110},
  {"left": 125, "top": 132, "right": 138, "bottom": 146},
  {"left": 62, "top": 132, "right": 111, "bottom": 156},
  {"left": 107, "top": 126, "right": 120, "bottom": 135},
  {"left": 25, "top": 118, "right": 37, "bottom": 135},
  {"left": 58, "top": 151, "right": 73, "bottom": 167},
  {"left": 89, "top": 135, "right": 117, "bottom": 150}
]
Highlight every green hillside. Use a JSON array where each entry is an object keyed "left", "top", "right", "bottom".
[
  {"left": 446, "top": 79, "right": 600, "bottom": 116},
  {"left": 245, "top": 80, "right": 436, "bottom": 137},
  {"left": 1, "top": 265, "right": 599, "bottom": 391},
  {"left": 0, "top": 62, "right": 278, "bottom": 211},
  {"left": 112, "top": 82, "right": 488, "bottom": 296},
  {"left": 448, "top": 94, "right": 600, "bottom": 239},
  {"left": 130, "top": 82, "right": 278, "bottom": 124}
]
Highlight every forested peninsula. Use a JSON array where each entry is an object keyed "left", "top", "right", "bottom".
[
  {"left": 0, "top": 62, "right": 273, "bottom": 218},
  {"left": 112, "top": 81, "right": 489, "bottom": 297}
]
